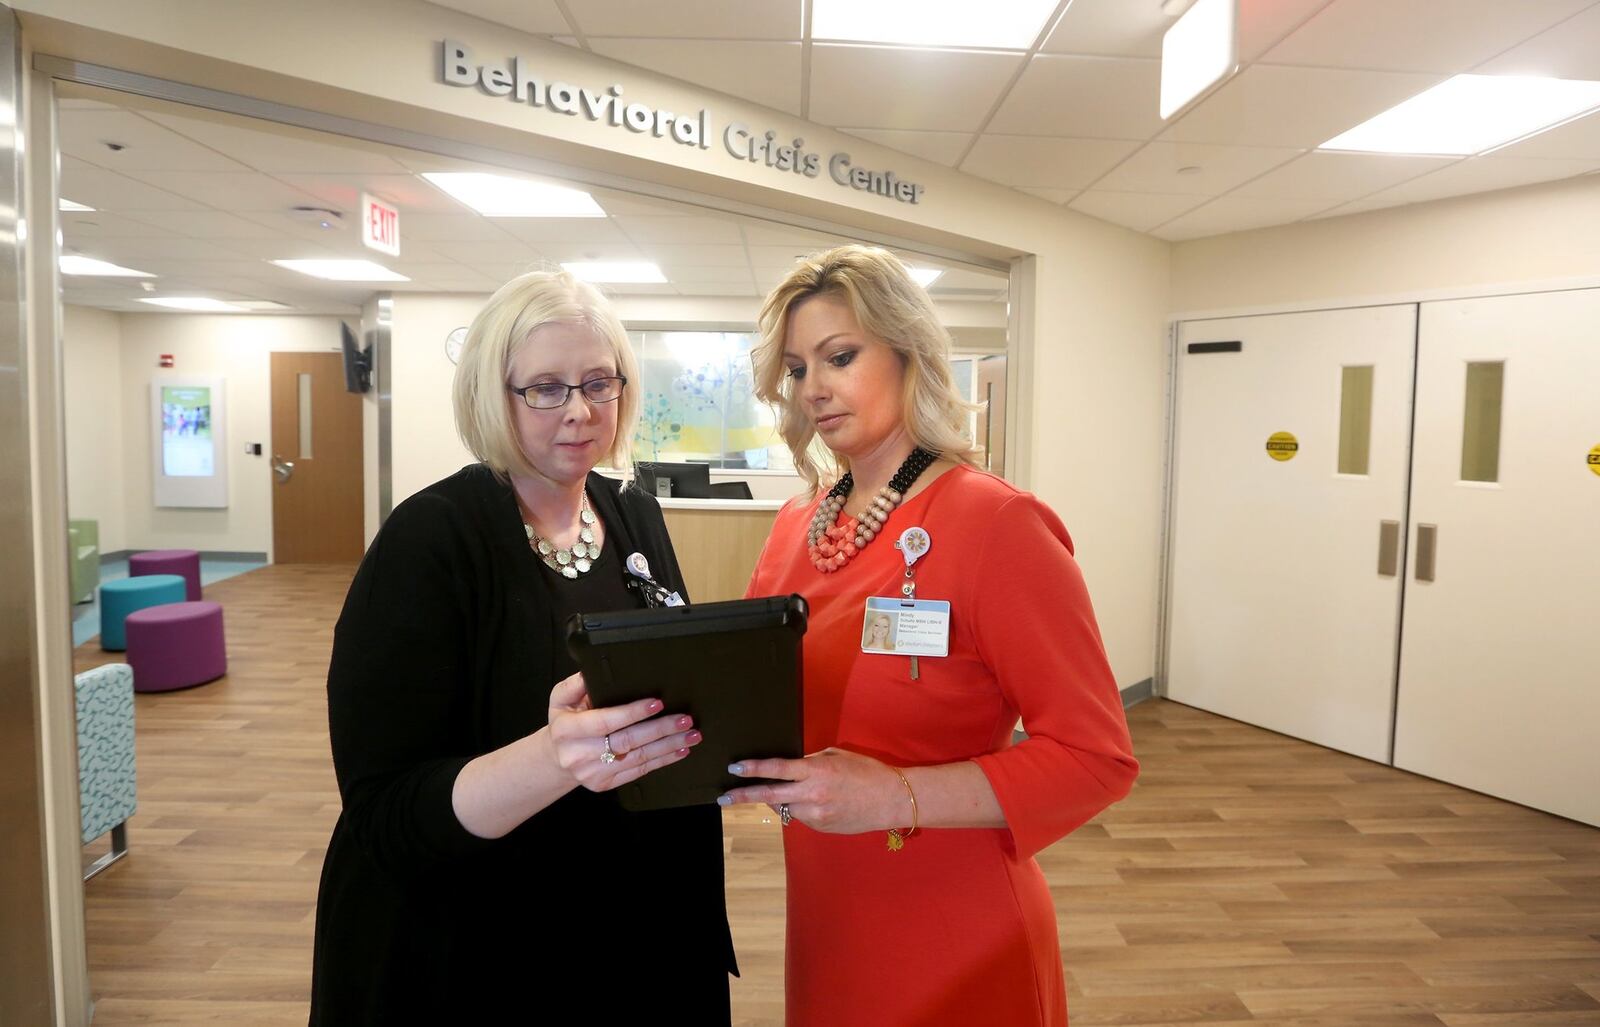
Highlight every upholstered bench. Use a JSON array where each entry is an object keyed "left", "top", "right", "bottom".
[
  {"left": 98, "top": 574, "right": 186, "bottom": 651},
  {"left": 124, "top": 600, "right": 227, "bottom": 693},
  {"left": 129, "top": 548, "right": 202, "bottom": 601},
  {"left": 75, "top": 662, "right": 136, "bottom": 881}
]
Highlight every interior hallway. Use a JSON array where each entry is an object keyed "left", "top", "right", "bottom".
[{"left": 73, "top": 565, "right": 1600, "bottom": 1025}]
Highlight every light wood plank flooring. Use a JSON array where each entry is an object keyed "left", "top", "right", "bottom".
[{"left": 75, "top": 564, "right": 1600, "bottom": 1025}]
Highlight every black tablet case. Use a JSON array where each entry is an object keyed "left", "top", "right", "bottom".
[{"left": 565, "top": 594, "right": 806, "bottom": 811}]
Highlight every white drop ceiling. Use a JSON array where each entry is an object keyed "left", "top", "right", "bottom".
[
  {"left": 58, "top": 94, "right": 1005, "bottom": 316},
  {"left": 423, "top": 0, "right": 1600, "bottom": 240}
]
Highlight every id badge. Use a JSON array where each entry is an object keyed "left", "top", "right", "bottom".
[{"left": 861, "top": 596, "right": 950, "bottom": 658}]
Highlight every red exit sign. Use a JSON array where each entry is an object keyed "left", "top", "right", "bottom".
[{"left": 361, "top": 193, "right": 400, "bottom": 257}]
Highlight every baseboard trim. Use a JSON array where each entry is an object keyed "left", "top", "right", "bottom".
[
  {"left": 1121, "top": 678, "right": 1154, "bottom": 709},
  {"left": 101, "top": 550, "right": 267, "bottom": 564}
]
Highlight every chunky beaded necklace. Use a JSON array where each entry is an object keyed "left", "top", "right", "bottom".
[
  {"left": 524, "top": 489, "right": 600, "bottom": 579},
  {"left": 807, "top": 447, "right": 938, "bottom": 573}
]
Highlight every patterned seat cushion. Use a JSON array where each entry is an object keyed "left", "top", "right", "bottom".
[{"left": 75, "top": 662, "right": 136, "bottom": 843}]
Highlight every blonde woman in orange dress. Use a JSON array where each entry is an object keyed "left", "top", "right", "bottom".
[{"left": 720, "top": 245, "right": 1139, "bottom": 1025}]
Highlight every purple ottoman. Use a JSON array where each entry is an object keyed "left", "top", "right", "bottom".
[
  {"left": 129, "top": 549, "right": 202, "bottom": 602},
  {"left": 124, "top": 601, "right": 227, "bottom": 693}
]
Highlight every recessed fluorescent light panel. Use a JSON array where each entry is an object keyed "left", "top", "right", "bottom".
[
  {"left": 272, "top": 259, "right": 410, "bottom": 282},
  {"left": 60, "top": 198, "right": 95, "bottom": 212},
  {"left": 1160, "top": 0, "right": 1238, "bottom": 120},
  {"left": 139, "top": 297, "right": 247, "bottom": 312},
  {"left": 906, "top": 266, "right": 943, "bottom": 287},
  {"left": 422, "top": 172, "right": 606, "bottom": 217},
  {"left": 561, "top": 261, "right": 667, "bottom": 284},
  {"left": 1320, "top": 75, "right": 1600, "bottom": 156},
  {"left": 811, "top": 0, "right": 1056, "bottom": 50},
  {"left": 60, "top": 255, "right": 154, "bottom": 277}
]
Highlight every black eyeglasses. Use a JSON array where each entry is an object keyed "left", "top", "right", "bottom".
[{"left": 508, "top": 376, "right": 628, "bottom": 410}]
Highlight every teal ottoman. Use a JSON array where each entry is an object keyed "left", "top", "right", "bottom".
[{"left": 99, "top": 574, "right": 186, "bottom": 651}]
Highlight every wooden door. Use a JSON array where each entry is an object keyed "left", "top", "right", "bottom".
[{"left": 270, "top": 352, "right": 363, "bottom": 563}]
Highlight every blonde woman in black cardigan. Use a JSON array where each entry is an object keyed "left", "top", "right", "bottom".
[{"left": 310, "top": 270, "right": 734, "bottom": 1024}]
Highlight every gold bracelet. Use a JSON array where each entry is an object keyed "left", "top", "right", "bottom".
[{"left": 887, "top": 767, "right": 918, "bottom": 852}]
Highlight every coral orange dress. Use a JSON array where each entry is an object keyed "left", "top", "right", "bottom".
[{"left": 746, "top": 465, "right": 1139, "bottom": 1026}]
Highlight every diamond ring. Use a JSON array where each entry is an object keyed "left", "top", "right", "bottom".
[
  {"left": 778, "top": 803, "right": 793, "bottom": 827},
  {"left": 600, "top": 734, "right": 618, "bottom": 764}
]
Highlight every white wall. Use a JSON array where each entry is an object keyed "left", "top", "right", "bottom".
[
  {"left": 112, "top": 313, "right": 345, "bottom": 559},
  {"left": 1172, "top": 174, "right": 1600, "bottom": 314},
  {"left": 61, "top": 305, "right": 126, "bottom": 553},
  {"left": 23, "top": 1, "right": 1173, "bottom": 689}
]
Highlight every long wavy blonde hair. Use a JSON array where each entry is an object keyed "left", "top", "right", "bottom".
[
  {"left": 752, "top": 244, "right": 981, "bottom": 494},
  {"left": 453, "top": 268, "right": 640, "bottom": 481}
]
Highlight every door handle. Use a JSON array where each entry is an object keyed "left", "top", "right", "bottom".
[
  {"left": 1415, "top": 523, "right": 1437, "bottom": 582},
  {"left": 271, "top": 455, "right": 295, "bottom": 483},
  {"left": 1377, "top": 520, "right": 1400, "bottom": 577}
]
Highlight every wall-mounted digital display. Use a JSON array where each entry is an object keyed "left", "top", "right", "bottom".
[
  {"left": 160, "top": 385, "right": 216, "bottom": 477},
  {"left": 151, "top": 378, "right": 229, "bottom": 509}
]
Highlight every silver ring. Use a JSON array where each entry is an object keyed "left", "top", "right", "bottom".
[
  {"left": 600, "top": 734, "right": 617, "bottom": 764},
  {"left": 778, "top": 803, "right": 793, "bottom": 827}
]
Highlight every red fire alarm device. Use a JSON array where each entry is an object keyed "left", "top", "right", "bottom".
[{"left": 159, "top": 353, "right": 175, "bottom": 368}]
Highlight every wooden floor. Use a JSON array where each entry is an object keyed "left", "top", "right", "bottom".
[{"left": 75, "top": 564, "right": 1600, "bottom": 1025}]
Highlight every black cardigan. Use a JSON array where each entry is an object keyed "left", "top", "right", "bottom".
[{"left": 309, "top": 466, "right": 734, "bottom": 1024}]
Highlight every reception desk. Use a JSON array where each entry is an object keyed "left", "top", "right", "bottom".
[{"left": 658, "top": 498, "right": 786, "bottom": 603}]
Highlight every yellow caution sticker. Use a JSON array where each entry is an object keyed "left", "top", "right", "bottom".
[
  {"left": 1266, "top": 431, "right": 1299, "bottom": 462},
  {"left": 1589, "top": 443, "right": 1600, "bottom": 477}
]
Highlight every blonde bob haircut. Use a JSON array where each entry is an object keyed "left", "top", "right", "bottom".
[
  {"left": 753, "top": 244, "right": 981, "bottom": 494},
  {"left": 453, "top": 268, "right": 639, "bottom": 480}
]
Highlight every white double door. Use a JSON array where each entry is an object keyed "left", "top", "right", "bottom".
[{"left": 1167, "top": 290, "right": 1600, "bottom": 826}]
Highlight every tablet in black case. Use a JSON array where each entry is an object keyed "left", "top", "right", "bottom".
[{"left": 565, "top": 594, "right": 806, "bottom": 812}]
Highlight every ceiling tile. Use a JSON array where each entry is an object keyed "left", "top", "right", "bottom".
[
  {"left": 429, "top": 239, "right": 549, "bottom": 264},
  {"left": 1153, "top": 195, "right": 1337, "bottom": 240},
  {"left": 615, "top": 215, "right": 744, "bottom": 244},
  {"left": 836, "top": 128, "right": 972, "bottom": 167},
  {"left": 274, "top": 173, "right": 469, "bottom": 216},
  {"left": 61, "top": 160, "right": 208, "bottom": 213},
  {"left": 961, "top": 135, "right": 1142, "bottom": 189},
  {"left": 1159, "top": 65, "right": 1443, "bottom": 148},
  {"left": 62, "top": 210, "right": 185, "bottom": 239},
  {"left": 59, "top": 110, "right": 249, "bottom": 172},
  {"left": 1090, "top": 141, "right": 1302, "bottom": 194},
  {"left": 567, "top": 0, "right": 801, "bottom": 39},
  {"left": 1231, "top": 151, "right": 1457, "bottom": 200},
  {"left": 203, "top": 232, "right": 346, "bottom": 260},
  {"left": 1490, "top": 111, "right": 1600, "bottom": 160},
  {"left": 745, "top": 243, "right": 824, "bottom": 268},
  {"left": 673, "top": 282, "right": 759, "bottom": 297},
  {"left": 588, "top": 189, "right": 709, "bottom": 216},
  {"left": 645, "top": 243, "right": 750, "bottom": 266},
  {"left": 144, "top": 111, "right": 412, "bottom": 174},
  {"left": 1235, "top": 0, "right": 1338, "bottom": 62},
  {"left": 808, "top": 45, "right": 1024, "bottom": 132},
  {"left": 494, "top": 218, "right": 634, "bottom": 245},
  {"left": 1017, "top": 187, "right": 1078, "bottom": 204},
  {"left": 421, "top": 0, "right": 571, "bottom": 35},
  {"left": 114, "top": 170, "right": 323, "bottom": 212},
  {"left": 124, "top": 210, "right": 305, "bottom": 241},
  {"left": 739, "top": 221, "right": 842, "bottom": 248},
  {"left": 1478, "top": 2, "right": 1600, "bottom": 79},
  {"left": 587, "top": 39, "right": 802, "bottom": 115},
  {"left": 1068, "top": 190, "right": 1211, "bottom": 233},
  {"left": 387, "top": 212, "right": 518, "bottom": 242},
  {"left": 1041, "top": 0, "right": 1168, "bottom": 58},
  {"left": 531, "top": 242, "right": 648, "bottom": 263},
  {"left": 1321, "top": 156, "right": 1600, "bottom": 213},
  {"left": 1262, "top": 0, "right": 1593, "bottom": 74},
  {"left": 988, "top": 56, "right": 1163, "bottom": 140},
  {"left": 654, "top": 265, "right": 756, "bottom": 284}
]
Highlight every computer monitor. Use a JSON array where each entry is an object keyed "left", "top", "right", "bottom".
[
  {"left": 707, "top": 481, "right": 753, "bottom": 500},
  {"left": 634, "top": 461, "right": 713, "bottom": 499}
]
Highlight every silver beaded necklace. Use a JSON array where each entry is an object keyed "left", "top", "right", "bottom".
[{"left": 524, "top": 489, "right": 600, "bottom": 579}]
